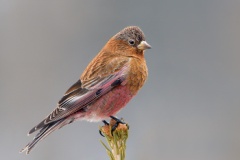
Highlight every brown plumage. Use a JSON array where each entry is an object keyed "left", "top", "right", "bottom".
[{"left": 20, "top": 26, "right": 151, "bottom": 154}]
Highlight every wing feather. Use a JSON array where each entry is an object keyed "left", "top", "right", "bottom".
[{"left": 28, "top": 60, "right": 130, "bottom": 134}]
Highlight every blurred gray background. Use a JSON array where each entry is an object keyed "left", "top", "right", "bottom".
[{"left": 1, "top": 0, "right": 240, "bottom": 160}]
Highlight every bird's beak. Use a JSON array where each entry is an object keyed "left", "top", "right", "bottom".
[{"left": 137, "top": 41, "right": 151, "bottom": 50}]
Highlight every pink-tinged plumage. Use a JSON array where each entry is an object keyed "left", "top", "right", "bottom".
[
  {"left": 76, "top": 85, "right": 133, "bottom": 122},
  {"left": 20, "top": 26, "right": 151, "bottom": 154}
]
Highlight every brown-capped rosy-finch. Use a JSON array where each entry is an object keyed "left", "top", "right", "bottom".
[{"left": 20, "top": 26, "right": 151, "bottom": 154}]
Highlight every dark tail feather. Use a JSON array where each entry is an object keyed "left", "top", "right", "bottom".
[
  {"left": 28, "top": 119, "right": 46, "bottom": 135},
  {"left": 20, "top": 118, "right": 69, "bottom": 154}
]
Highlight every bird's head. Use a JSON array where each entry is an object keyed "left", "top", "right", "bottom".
[{"left": 105, "top": 26, "right": 151, "bottom": 56}]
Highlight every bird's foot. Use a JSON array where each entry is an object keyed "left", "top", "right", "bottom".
[
  {"left": 99, "top": 120, "right": 109, "bottom": 137},
  {"left": 99, "top": 116, "right": 126, "bottom": 137},
  {"left": 109, "top": 116, "right": 125, "bottom": 134}
]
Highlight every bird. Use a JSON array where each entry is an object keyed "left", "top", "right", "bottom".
[{"left": 20, "top": 26, "right": 151, "bottom": 154}]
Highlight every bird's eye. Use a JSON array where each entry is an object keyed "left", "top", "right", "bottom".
[{"left": 128, "top": 39, "right": 135, "bottom": 45}]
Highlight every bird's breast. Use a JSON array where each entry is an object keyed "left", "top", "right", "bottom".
[{"left": 126, "top": 57, "right": 148, "bottom": 94}]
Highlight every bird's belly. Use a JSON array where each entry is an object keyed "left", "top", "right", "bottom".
[{"left": 73, "top": 85, "right": 134, "bottom": 122}]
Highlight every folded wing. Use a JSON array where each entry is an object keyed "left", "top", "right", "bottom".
[{"left": 28, "top": 63, "right": 129, "bottom": 135}]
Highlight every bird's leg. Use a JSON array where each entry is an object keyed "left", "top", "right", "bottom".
[
  {"left": 99, "top": 120, "right": 109, "bottom": 137},
  {"left": 110, "top": 116, "right": 125, "bottom": 135},
  {"left": 99, "top": 116, "right": 126, "bottom": 137},
  {"left": 102, "top": 120, "right": 109, "bottom": 125}
]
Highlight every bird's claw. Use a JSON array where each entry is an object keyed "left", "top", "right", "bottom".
[
  {"left": 99, "top": 116, "right": 126, "bottom": 137},
  {"left": 110, "top": 116, "right": 125, "bottom": 135},
  {"left": 102, "top": 120, "right": 109, "bottom": 125},
  {"left": 99, "top": 120, "right": 110, "bottom": 137},
  {"left": 99, "top": 130, "right": 105, "bottom": 137}
]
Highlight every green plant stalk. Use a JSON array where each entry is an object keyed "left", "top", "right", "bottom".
[{"left": 100, "top": 121, "right": 129, "bottom": 160}]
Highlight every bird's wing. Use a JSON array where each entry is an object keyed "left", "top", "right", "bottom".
[{"left": 28, "top": 59, "right": 130, "bottom": 134}]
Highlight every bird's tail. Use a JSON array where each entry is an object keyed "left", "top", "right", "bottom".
[{"left": 20, "top": 118, "right": 70, "bottom": 154}]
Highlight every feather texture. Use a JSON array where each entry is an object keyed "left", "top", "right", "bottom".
[{"left": 20, "top": 26, "right": 150, "bottom": 154}]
